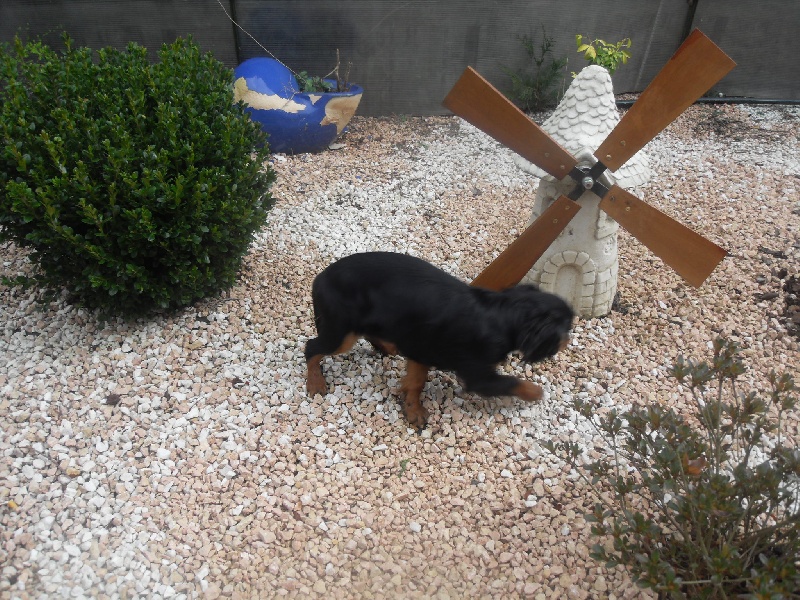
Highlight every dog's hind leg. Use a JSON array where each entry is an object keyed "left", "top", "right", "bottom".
[
  {"left": 305, "top": 332, "right": 360, "bottom": 397},
  {"left": 400, "top": 360, "right": 430, "bottom": 430},
  {"left": 305, "top": 352, "right": 330, "bottom": 397}
]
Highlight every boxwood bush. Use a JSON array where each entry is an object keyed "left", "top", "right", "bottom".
[{"left": 0, "top": 34, "right": 275, "bottom": 316}]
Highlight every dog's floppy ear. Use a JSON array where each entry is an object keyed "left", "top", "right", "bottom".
[
  {"left": 519, "top": 318, "right": 564, "bottom": 362},
  {"left": 509, "top": 286, "right": 574, "bottom": 363}
]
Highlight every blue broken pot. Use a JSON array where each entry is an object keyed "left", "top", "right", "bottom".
[{"left": 233, "top": 57, "right": 363, "bottom": 154}]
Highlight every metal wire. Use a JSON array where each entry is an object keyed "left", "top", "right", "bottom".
[{"left": 215, "top": 0, "right": 297, "bottom": 75}]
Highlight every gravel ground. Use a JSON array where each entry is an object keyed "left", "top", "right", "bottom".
[{"left": 1, "top": 103, "right": 798, "bottom": 599}]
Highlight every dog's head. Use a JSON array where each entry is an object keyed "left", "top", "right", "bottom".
[{"left": 505, "top": 285, "right": 574, "bottom": 363}]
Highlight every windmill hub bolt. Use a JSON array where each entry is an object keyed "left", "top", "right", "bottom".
[{"left": 567, "top": 163, "right": 611, "bottom": 200}]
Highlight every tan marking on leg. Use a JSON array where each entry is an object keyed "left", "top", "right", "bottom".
[
  {"left": 513, "top": 380, "right": 543, "bottom": 402},
  {"left": 306, "top": 333, "right": 360, "bottom": 398},
  {"left": 374, "top": 338, "right": 399, "bottom": 356},
  {"left": 401, "top": 360, "right": 429, "bottom": 429},
  {"left": 306, "top": 354, "right": 328, "bottom": 397},
  {"left": 366, "top": 337, "right": 399, "bottom": 356},
  {"left": 333, "top": 333, "right": 360, "bottom": 355}
]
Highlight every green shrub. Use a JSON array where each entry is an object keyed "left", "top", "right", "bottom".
[
  {"left": 0, "top": 34, "right": 275, "bottom": 316},
  {"left": 502, "top": 27, "right": 567, "bottom": 113},
  {"left": 547, "top": 339, "right": 799, "bottom": 598}
]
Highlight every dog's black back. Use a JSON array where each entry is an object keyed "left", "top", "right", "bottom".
[{"left": 307, "top": 252, "right": 574, "bottom": 378}]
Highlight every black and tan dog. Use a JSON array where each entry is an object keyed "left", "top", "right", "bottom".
[{"left": 305, "top": 252, "right": 574, "bottom": 428}]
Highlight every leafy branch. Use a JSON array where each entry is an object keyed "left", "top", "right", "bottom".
[
  {"left": 546, "top": 339, "right": 799, "bottom": 598},
  {"left": 575, "top": 35, "right": 631, "bottom": 75}
]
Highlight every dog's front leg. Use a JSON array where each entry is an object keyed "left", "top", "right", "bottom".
[
  {"left": 461, "top": 369, "right": 543, "bottom": 402},
  {"left": 511, "top": 380, "right": 544, "bottom": 402},
  {"left": 400, "top": 360, "right": 430, "bottom": 429}
]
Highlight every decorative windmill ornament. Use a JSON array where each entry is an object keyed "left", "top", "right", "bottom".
[
  {"left": 515, "top": 64, "right": 653, "bottom": 317},
  {"left": 443, "top": 30, "right": 736, "bottom": 301}
]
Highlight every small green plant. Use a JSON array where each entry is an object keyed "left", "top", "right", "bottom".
[
  {"left": 0, "top": 34, "right": 275, "bottom": 316},
  {"left": 575, "top": 34, "right": 631, "bottom": 75},
  {"left": 398, "top": 458, "right": 411, "bottom": 476},
  {"left": 503, "top": 27, "right": 567, "bottom": 112},
  {"left": 296, "top": 71, "right": 334, "bottom": 93},
  {"left": 296, "top": 50, "right": 351, "bottom": 93},
  {"left": 546, "top": 338, "right": 799, "bottom": 598}
]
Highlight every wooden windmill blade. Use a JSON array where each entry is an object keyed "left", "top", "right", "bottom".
[
  {"left": 589, "top": 28, "right": 734, "bottom": 286},
  {"left": 443, "top": 66, "right": 577, "bottom": 180},
  {"left": 596, "top": 30, "right": 736, "bottom": 171},
  {"left": 471, "top": 195, "right": 581, "bottom": 290},
  {"left": 443, "top": 67, "right": 581, "bottom": 289},
  {"left": 599, "top": 186, "right": 727, "bottom": 287}
]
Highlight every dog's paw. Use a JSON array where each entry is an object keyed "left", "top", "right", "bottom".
[
  {"left": 306, "top": 372, "right": 329, "bottom": 397},
  {"left": 514, "top": 380, "right": 543, "bottom": 402},
  {"left": 403, "top": 399, "right": 429, "bottom": 430}
]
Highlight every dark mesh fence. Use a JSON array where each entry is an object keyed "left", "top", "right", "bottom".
[{"left": 1, "top": 0, "right": 796, "bottom": 116}]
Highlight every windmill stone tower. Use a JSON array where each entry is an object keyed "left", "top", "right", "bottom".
[{"left": 514, "top": 66, "right": 653, "bottom": 317}]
